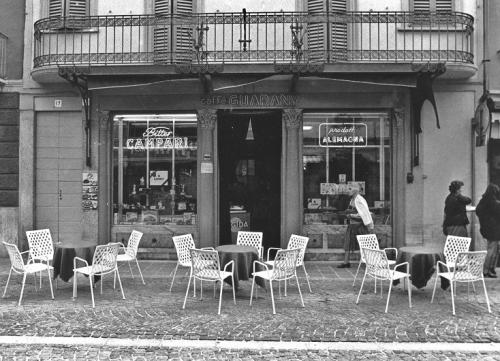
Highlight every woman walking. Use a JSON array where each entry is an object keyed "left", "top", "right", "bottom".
[
  {"left": 442, "top": 180, "right": 472, "bottom": 237},
  {"left": 476, "top": 184, "right": 500, "bottom": 278}
]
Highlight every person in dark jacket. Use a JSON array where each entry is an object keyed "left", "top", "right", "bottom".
[
  {"left": 442, "top": 180, "right": 472, "bottom": 237},
  {"left": 476, "top": 184, "right": 500, "bottom": 278}
]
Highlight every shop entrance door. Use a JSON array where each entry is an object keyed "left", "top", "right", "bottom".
[{"left": 218, "top": 110, "right": 282, "bottom": 251}]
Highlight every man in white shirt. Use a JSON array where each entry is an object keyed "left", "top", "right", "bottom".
[{"left": 337, "top": 184, "right": 374, "bottom": 268}]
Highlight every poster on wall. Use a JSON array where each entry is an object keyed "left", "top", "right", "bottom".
[
  {"left": 348, "top": 181, "right": 366, "bottom": 195},
  {"left": 82, "top": 172, "right": 98, "bottom": 211}
]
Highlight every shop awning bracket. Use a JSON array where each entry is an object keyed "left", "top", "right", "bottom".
[
  {"left": 58, "top": 66, "right": 92, "bottom": 167},
  {"left": 411, "top": 62, "right": 446, "bottom": 133}
]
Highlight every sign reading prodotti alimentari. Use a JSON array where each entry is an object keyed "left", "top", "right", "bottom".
[{"left": 319, "top": 123, "right": 368, "bottom": 147}]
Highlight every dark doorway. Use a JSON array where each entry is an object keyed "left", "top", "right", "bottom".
[{"left": 218, "top": 110, "right": 282, "bottom": 252}]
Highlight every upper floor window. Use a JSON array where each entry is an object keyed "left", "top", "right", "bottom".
[
  {"left": 49, "top": 0, "right": 89, "bottom": 17},
  {"left": 412, "top": 0, "right": 453, "bottom": 12}
]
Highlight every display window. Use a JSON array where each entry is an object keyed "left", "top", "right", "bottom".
[
  {"left": 112, "top": 114, "right": 197, "bottom": 226},
  {"left": 303, "top": 112, "right": 391, "bottom": 225}
]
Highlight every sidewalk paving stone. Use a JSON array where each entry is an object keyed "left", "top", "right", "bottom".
[{"left": 0, "top": 261, "right": 499, "bottom": 359}]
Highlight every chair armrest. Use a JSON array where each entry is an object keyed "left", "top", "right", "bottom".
[
  {"left": 436, "top": 260, "right": 450, "bottom": 274},
  {"left": 223, "top": 260, "right": 234, "bottom": 273},
  {"left": 116, "top": 242, "right": 127, "bottom": 254},
  {"left": 253, "top": 260, "right": 269, "bottom": 274},
  {"left": 266, "top": 247, "right": 282, "bottom": 262},
  {"left": 201, "top": 247, "right": 215, "bottom": 251},
  {"left": 394, "top": 261, "right": 409, "bottom": 274},
  {"left": 383, "top": 247, "right": 398, "bottom": 260},
  {"left": 73, "top": 256, "right": 89, "bottom": 270}
]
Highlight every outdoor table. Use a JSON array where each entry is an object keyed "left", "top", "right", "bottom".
[
  {"left": 52, "top": 241, "right": 97, "bottom": 282},
  {"left": 216, "top": 244, "right": 265, "bottom": 290},
  {"left": 396, "top": 245, "right": 449, "bottom": 290}
]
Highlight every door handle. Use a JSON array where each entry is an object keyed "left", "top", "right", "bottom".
[{"left": 59, "top": 189, "right": 62, "bottom": 200}]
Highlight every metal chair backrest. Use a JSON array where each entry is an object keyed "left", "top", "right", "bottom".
[
  {"left": 26, "top": 229, "right": 54, "bottom": 260},
  {"left": 443, "top": 236, "right": 471, "bottom": 265},
  {"left": 356, "top": 234, "right": 379, "bottom": 262},
  {"left": 3, "top": 242, "right": 25, "bottom": 272},
  {"left": 271, "top": 248, "right": 299, "bottom": 281},
  {"left": 91, "top": 243, "right": 119, "bottom": 274},
  {"left": 287, "top": 234, "right": 309, "bottom": 266},
  {"left": 125, "top": 230, "right": 143, "bottom": 258},
  {"left": 190, "top": 248, "right": 221, "bottom": 281},
  {"left": 363, "top": 248, "right": 391, "bottom": 280},
  {"left": 172, "top": 234, "right": 196, "bottom": 267},
  {"left": 453, "top": 251, "right": 486, "bottom": 282},
  {"left": 236, "top": 231, "right": 263, "bottom": 255}
]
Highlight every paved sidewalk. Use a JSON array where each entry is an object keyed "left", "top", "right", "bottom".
[{"left": 0, "top": 260, "right": 498, "bottom": 360}]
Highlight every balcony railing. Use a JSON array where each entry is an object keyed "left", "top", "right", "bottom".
[
  {"left": 33, "top": 11, "right": 474, "bottom": 69},
  {"left": 0, "top": 32, "right": 7, "bottom": 79}
]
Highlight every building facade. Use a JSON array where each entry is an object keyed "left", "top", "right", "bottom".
[
  {"left": 0, "top": 0, "right": 24, "bottom": 256},
  {"left": 14, "top": 0, "right": 488, "bottom": 260}
]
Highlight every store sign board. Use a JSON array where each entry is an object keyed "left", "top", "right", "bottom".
[
  {"left": 126, "top": 127, "right": 189, "bottom": 150},
  {"left": 201, "top": 94, "right": 297, "bottom": 107},
  {"left": 319, "top": 123, "right": 367, "bottom": 147}
]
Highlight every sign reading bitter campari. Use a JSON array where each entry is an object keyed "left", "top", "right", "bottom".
[
  {"left": 126, "top": 127, "right": 189, "bottom": 150},
  {"left": 319, "top": 123, "right": 368, "bottom": 147}
]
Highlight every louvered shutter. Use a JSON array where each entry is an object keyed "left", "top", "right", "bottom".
[
  {"left": 67, "top": 0, "right": 88, "bottom": 16},
  {"left": 307, "top": 0, "right": 347, "bottom": 63},
  {"left": 173, "top": 0, "right": 193, "bottom": 63},
  {"left": 412, "top": 0, "right": 452, "bottom": 12},
  {"left": 435, "top": 0, "right": 452, "bottom": 12},
  {"left": 329, "top": 0, "right": 347, "bottom": 61},
  {"left": 307, "top": 0, "right": 326, "bottom": 63},
  {"left": 49, "top": 0, "right": 63, "bottom": 17},
  {"left": 154, "top": 0, "right": 171, "bottom": 63},
  {"left": 412, "top": 0, "right": 429, "bottom": 12}
]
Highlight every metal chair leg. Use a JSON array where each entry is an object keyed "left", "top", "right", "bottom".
[{"left": 3, "top": 268, "right": 12, "bottom": 298}]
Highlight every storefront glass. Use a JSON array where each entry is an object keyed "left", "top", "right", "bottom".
[
  {"left": 112, "top": 114, "right": 197, "bottom": 226},
  {"left": 303, "top": 112, "right": 391, "bottom": 226}
]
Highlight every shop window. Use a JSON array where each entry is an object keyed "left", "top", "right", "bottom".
[
  {"left": 112, "top": 114, "right": 197, "bottom": 226},
  {"left": 302, "top": 113, "right": 391, "bottom": 226}
]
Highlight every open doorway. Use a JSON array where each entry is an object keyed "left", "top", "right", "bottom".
[{"left": 218, "top": 110, "right": 282, "bottom": 252}]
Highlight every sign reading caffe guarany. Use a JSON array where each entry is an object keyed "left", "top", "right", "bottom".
[
  {"left": 319, "top": 123, "right": 367, "bottom": 147},
  {"left": 126, "top": 127, "right": 189, "bottom": 150}
]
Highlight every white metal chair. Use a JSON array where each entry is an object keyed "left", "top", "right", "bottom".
[
  {"left": 431, "top": 251, "right": 491, "bottom": 315},
  {"left": 182, "top": 248, "right": 235, "bottom": 315},
  {"left": 114, "top": 230, "right": 145, "bottom": 286},
  {"left": 73, "top": 243, "right": 125, "bottom": 308},
  {"left": 266, "top": 234, "right": 312, "bottom": 293},
  {"left": 2, "top": 241, "right": 54, "bottom": 306},
  {"left": 236, "top": 231, "right": 263, "bottom": 260},
  {"left": 26, "top": 229, "right": 54, "bottom": 285},
  {"left": 353, "top": 234, "right": 397, "bottom": 288},
  {"left": 251, "top": 248, "right": 305, "bottom": 314},
  {"left": 170, "top": 234, "right": 196, "bottom": 293},
  {"left": 356, "top": 248, "right": 411, "bottom": 313},
  {"left": 442, "top": 235, "right": 471, "bottom": 269}
]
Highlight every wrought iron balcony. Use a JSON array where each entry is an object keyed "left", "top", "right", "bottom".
[
  {"left": 33, "top": 11, "right": 474, "bottom": 70},
  {"left": 0, "top": 32, "right": 6, "bottom": 80}
]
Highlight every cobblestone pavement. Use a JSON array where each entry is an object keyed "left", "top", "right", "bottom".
[
  {"left": 1, "top": 345, "right": 500, "bottom": 361},
  {"left": 0, "top": 261, "right": 498, "bottom": 359}
]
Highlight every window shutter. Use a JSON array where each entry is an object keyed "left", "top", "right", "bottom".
[
  {"left": 67, "top": 0, "right": 88, "bottom": 16},
  {"left": 412, "top": 0, "right": 429, "bottom": 12},
  {"left": 329, "top": 0, "right": 347, "bottom": 61},
  {"left": 307, "top": 0, "right": 347, "bottom": 63},
  {"left": 435, "top": 0, "right": 452, "bottom": 12},
  {"left": 49, "top": 0, "right": 63, "bottom": 17},
  {"left": 307, "top": 0, "right": 327, "bottom": 62},
  {"left": 173, "top": 0, "right": 193, "bottom": 63},
  {"left": 154, "top": 0, "right": 171, "bottom": 63}
]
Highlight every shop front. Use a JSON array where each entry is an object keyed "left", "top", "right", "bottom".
[{"left": 79, "top": 78, "right": 407, "bottom": 260}]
